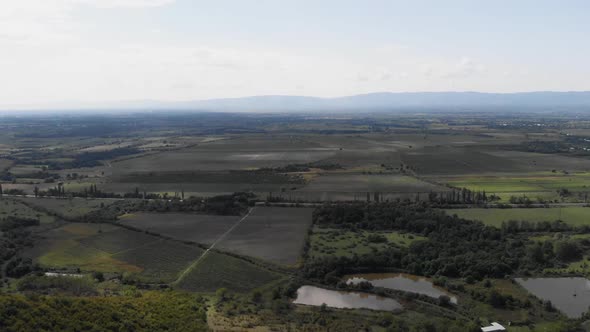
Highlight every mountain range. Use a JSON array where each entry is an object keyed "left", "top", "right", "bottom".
[{"left": 5, "top": 91, "right": 590, "bottom": 113}]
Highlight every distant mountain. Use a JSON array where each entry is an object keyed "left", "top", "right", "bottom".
[
  {"left": 152, "top": 91, "right": 590, "bottom": 112},
  {"left": 5, "top": 91, "right": 590, "bottom": 113}
]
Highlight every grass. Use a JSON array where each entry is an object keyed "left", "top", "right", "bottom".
[
  {"left": 113, "top": 240, "right": 203, "bottom": 283},
  {"left": 28, "top": 223, "right": 203, "bottom": 280},
  {"left": 0, "top": 198, "right": 55, "bottom": 224},
  {"left": 78, "top": 228, "right": 158, "bottom": 254},
  {"left": 301, "top": 173, "right": 447, "bottom": 193},
  {"left": 442, "top": 172, "right": 590, "bottom": 202},
  {"left": 17, "top": 197, "right": 119, "bottom": 219},
  {"left": 176, "top": 251, "right": 281, "bottom": 293},
  {"left": 309, "top": 226, "right": 426, "bottom": 258},
  {"left": 32, "top": 224, "right": 143, "bottom": 273},
  {"left": 460, "top": 279, "right": 548, "bottom": 326},
  {"left": 446, "top": 207, "right": 590, "bottom": 227},
  {"left": 544, "top": 257, "right": 590, "bottom": 275}
]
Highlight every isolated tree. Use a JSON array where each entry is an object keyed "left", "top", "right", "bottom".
[
  {"left": 34, "top": 186, "right": 39, "bottom": 198},
  {"left": 0, "top": 183, "right": 3, "bottom": 198}
]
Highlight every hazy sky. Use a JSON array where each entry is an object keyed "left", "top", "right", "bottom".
[{"left": 1, "top": 0, "right": 589, "bottom": 107}]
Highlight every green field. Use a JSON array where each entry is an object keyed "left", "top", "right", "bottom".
[
  {"left": 113, "top": 240, "right": 203, "bottom": 283},
  {"left": 0, "top": 198, "right": 55, "bottom": 224},
  {"left": 17, "top": 197, "right": 119, "bottom": 219},
  {"left": 442, "top": 172, "right": 590, "bottom": 202},
  {"left": 309, "top": 226, "right": 427, "bottom": 258},
  {"left": 446, "top": 207, "right": 590, "bottom": 227},
  {"left": 176, "top": 251, "right": 282, "bottom": 293},
  {"left": 25, "top": 223, "right": 203, "bottom": 281}
]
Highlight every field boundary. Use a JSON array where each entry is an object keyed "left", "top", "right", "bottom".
[{"left": 172, "top": 207, "right": 255, "bottom": 285}]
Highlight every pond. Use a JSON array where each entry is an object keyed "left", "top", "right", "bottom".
[
  {"left": 516, "top": 277, "right": 590, "bottom": 318},
  {"left": 345, "top": 273, "right": 458, "bottom": 304},
  {"left": 293, "top": 285, "right": 402, "bottom": 311}
]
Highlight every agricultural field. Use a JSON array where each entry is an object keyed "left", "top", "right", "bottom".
[
  {"left": 308, "top": 227, "right": 427, "bottom": 258},
  {"left": 104, "top": 170, "right": 297, "bottom": 196},
  {"left": 118, "top": 212, "right": 240, "bottom": 245},
  {"left": 176, "top": 251, "right": 282, "bottom": 293},
  {"left": 113, "top": 240, "right": 203, "bottom": 283},
  {"left": 23, "top": 223, "right": 202, "bottom": 282},
  {"left": 24, "top": 223, "right": 142, "bottom": 273},
  {"left": 17, "top": 197, "right": 119, "bottom": 219},
  {"left": 110, "top": 135, "right": 337, "bottom": 174},
  {"left": 0, "top": 198, "right": 56, "bottom": 224},
  {"left": 299, "top": 173, "right": 447, "bottom": 194},
  {"left": 218, "top": 207, "right": 313, "bottom": 265},
  {"left": 4, "top": 113, "right": 590, "bottom": 330},
  {"left": 446, "top": 207, "right": 590, "bottom": 227},
  {"left": 410, "top": 147, "right": 590, "bottom": 176},
  {"left": 0, "top": 158, "right": 14, "bottom": 171},
  {"left": 439, "top": 172, "right": 590, "bottom": 202}
]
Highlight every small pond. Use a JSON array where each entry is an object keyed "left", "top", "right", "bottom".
[
  {"left": 293, "top": 285, "right": 402, "bottom": 311},
  {"left": 345, "top": 273, "right": 458, "bottom": 304},
  {"left": 516, "top": 277, "right": 590, "bottom": 318}
]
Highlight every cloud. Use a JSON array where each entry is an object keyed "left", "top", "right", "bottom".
[
  {"left": 441, "top": 57, "right": 486, "bottom": 79},
  {"left": 0, "top": 0, "right": 176, "bottom": 45}
]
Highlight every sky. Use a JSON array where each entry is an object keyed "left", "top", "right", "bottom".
[{"left": 1, "top": 0, "right": 589, "bottom": 108}]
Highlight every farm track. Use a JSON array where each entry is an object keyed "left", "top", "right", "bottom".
[{"left": 172, "top": 207, "right": 255, "bottom": 285}]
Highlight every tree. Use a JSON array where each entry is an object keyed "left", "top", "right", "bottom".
[
  {"left": 216, "top": 288, "right": 228, "bottom": 302},
  {"left": 555, "top": 240, "right": 581, "bottom": 261},
  {"left": 438, "top": 295, "right": 451, "bottom": 307},
  {"left": 34, "top": 186, "right": 39, "bottom": 198},
  {"left": 92, "top": 272, "right": 104, "bottom": 282}
]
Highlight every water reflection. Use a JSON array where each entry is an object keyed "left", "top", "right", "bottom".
[
  {"left": 293, "top": 285, "right": 402, "bottom": 311},
  {"left": 516, "top": 277, "right": 590, "bottom": 318},
  {"left": 346, "top": 273, "right": 457, "bottom": 304}
]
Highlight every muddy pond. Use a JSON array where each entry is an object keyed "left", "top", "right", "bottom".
[
  {"left": 516, "top": 277, "right": 590, "bottom": 318},
  {"left": 345, "top": 273, "right": 457, "bottom": 304},
  {"left": 293, "top": 285, "right": 402, "bottom": 311}
]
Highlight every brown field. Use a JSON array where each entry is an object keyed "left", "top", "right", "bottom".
[
  {"left": 119, "top": 212, "right": 240, "bottom": 245},
  {"left": 218, "top": 207, "right": 313, "bottom": 265}
]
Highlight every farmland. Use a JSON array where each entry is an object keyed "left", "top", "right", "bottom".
[
  {"left": 218, "top": 207, "right": 313, "bottom": 265},
  {"left": 440, "top": 172, "right": 590, "bottom": 202},
  {"left": 23, "top": 223, "right": 203, "bottom": 282},
  {"left": 118, "top": 212, "right": 240, "bottom": 245},
  {"left": 309, "top": 226, "right": 427, "bottom": 258},
  {"left": 17, "top": 197, "right": 119, "bottom": 219},
  {"left": 4, "top": 113, "right": 590, "bottom": 330},
  {"left": 0, "top": 198, "right": 56, "bottom": 224},
  {"left": 113, "top": 240, "right": 203, "bottom": 283},
  {"left": 175, "top": 251, "right": 282, "bottom": 293},
  {"left": 446, "top": 206, "right": 590, "bottom": 227}
]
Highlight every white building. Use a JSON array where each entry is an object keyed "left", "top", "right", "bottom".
[{"left": 481, "top": 322, "right": 506, "bottom": 332}]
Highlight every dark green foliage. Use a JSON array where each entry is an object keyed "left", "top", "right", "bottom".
[
  {"left": 0, "top": 292, "right": 208, "bottom": 331},
  {"left": 307, "top": 202, "right": 556, "bottom": 280},
  {"left": 555, "top": 240, "right": 582, "bottom": 261},
  {"left": 367, "top": 233, "right": 387, "bottom": 243},
  {"left": 176, "top": 251, "right": 281, "bottom": 293},
  {"left": 0, "top": 217, "right": 39, "bottom": 278},
  {"left": 17, "top": 275, "right": 97, "bottom": 296},
  {"left": 131, "top": 192, "right": 252, "bottom": 216}
]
